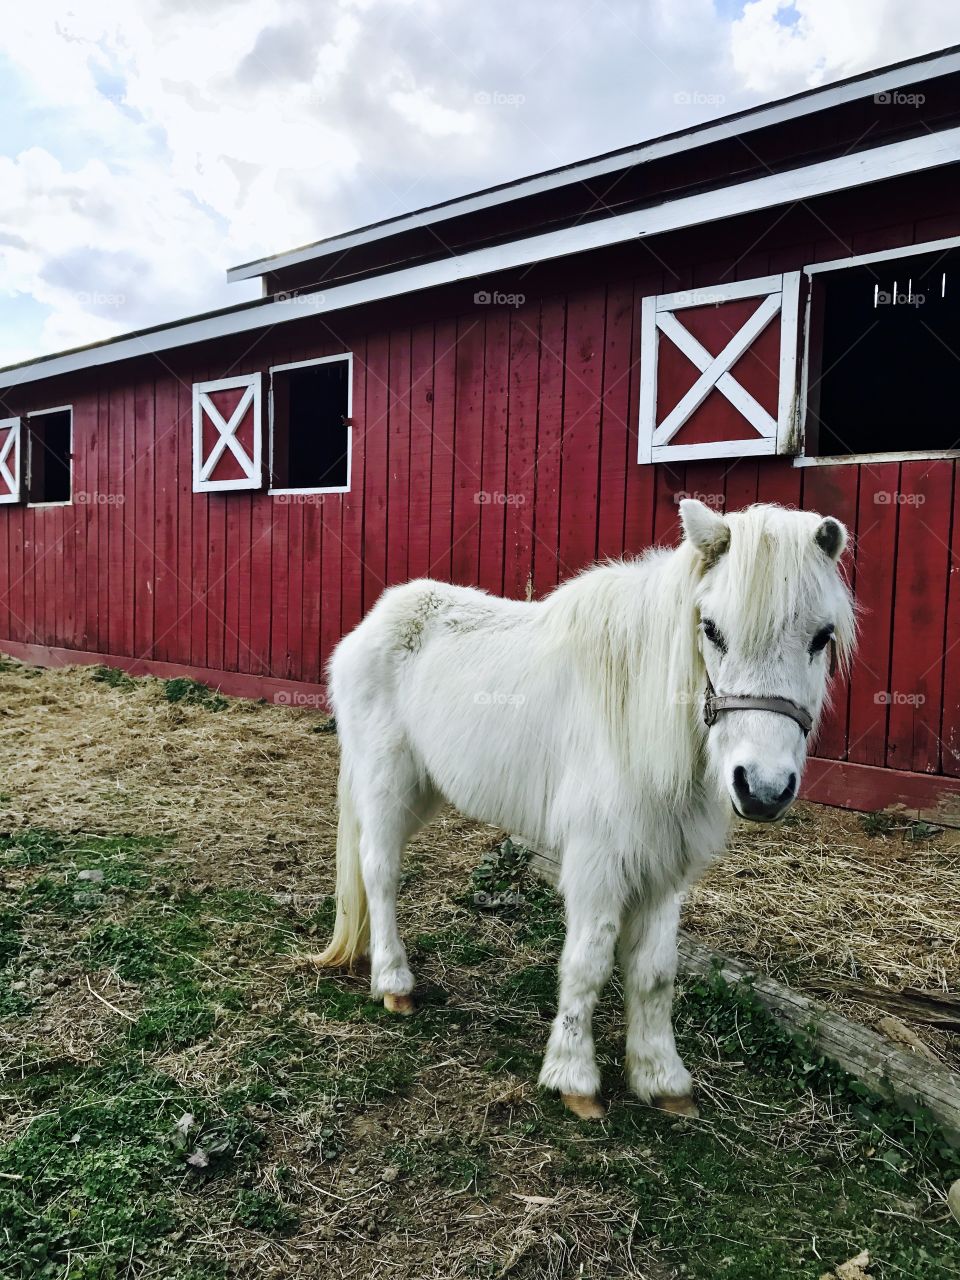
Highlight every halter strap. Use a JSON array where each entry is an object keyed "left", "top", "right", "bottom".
[
  {"left": 703, "top": 677, "right": 812, "bottom": 737},
  {"left": 700, "top": 640, "right": 835, "bottom": 740}
]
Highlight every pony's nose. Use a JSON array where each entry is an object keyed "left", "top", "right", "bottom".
[{"left": 731, "top": 764, "right": 797, "bottom": 821}]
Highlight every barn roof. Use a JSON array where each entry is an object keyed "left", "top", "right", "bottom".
[
  {"left": 2, "top": 42, "right": 960, "bottom": 390},
  {"left": 226, "top": 42, "right": 960, "bottom": 287}
]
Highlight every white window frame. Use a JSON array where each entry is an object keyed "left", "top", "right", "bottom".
[
  {"left": 0, "top": 416, "right": 22, "bottom": 504},
  {"left": 268, "top": 352, "right": 353, "bottom": 496},
  {"left": 25, "top": 404, "right": 73, "bottom": 508},
  {"left": 192, "top": 373, "right": 262, "bottom": 493},
  {"left": 794, "top": 234, "right": 960, "bottom": 467},
  {"left": 638, "top": 272, "right": 802, "bottom": 464}
]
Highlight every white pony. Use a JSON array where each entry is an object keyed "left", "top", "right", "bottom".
[{"left": 315, "top": 500, "right": 855, "bottom": 1119}]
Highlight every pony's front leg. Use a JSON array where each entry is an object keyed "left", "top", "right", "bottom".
[
  {"left": 619, "top": 893, "right": 697, "bottom": 1116},
  {"left": 538, "top": 868, "right": 620, "bottom": 1120}
]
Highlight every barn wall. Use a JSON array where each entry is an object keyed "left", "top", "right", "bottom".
[{"left": 2, "top": 170, "right": 960, "bottom": 812}]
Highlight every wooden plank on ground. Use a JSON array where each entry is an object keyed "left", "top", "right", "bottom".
[{"left": 677, "top": 932, "right": 960, "bottom": 1146}]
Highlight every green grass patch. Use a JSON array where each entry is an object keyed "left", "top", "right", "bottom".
[
  {"left": 0, "top": 1064, "right": 262, "bottom": 1277},
  {"left": 161, "top": 677, "right": 228, "bottom": 711},
  {"left": 385, "top": 1132, "right": 487, "bottom": 1190},
  {"left": 232, "top": 1188, "right": 299, "bottom": 1236},
  {"left": 90, "top": 664, "right": 139, "bottom": 691}
]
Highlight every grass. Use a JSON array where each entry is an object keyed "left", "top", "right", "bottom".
[
  {"left": 161, "top": 676, "right": 229, "bottom": 711},
  {"left": 2, "top": 654, "right": 959, "bottom": 1279},
  {"left": 2, "top": 829, "right": 958, "bottom": 1279}
]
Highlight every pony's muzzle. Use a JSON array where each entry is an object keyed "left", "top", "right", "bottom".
[{"left": 731, "top": 763, "right": 797, "bottom": 822}]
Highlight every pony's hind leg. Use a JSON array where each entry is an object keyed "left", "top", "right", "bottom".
[{"left": 354, "top": 756, "right": 438, "bottom": 1014}]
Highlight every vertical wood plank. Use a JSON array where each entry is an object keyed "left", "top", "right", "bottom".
[
  {"left": 133, "top": 379, "right": 155, "bottom": 658},
  {"left": 426, "top": 320, "right": 458, "bottom": 584},
  {"left": 153, "top": 375, "right": 179, "bottom": 662},
  {"left": 624, "top": 277, "right": 659, "bottom": 557},
  {"left": 558, "top": 287, "right": 606, "bottom": 577},
  {"left": 532, "top": 298, "right": 565, "bottom": 596},
  {"left": 407, "top": 323, "right": 436, "bottom": 584},
  {"left": 450, "top": 316, "right": 485, "bottom": 587},
  {"left": 362, "top": 333, "right": 390, "bottom": 612},
  {"left": 478, "top": 308, "right": 510, "bottom": 595},
  {"left": 940, "top": 462, "right": 960, "bottom": 777},
  {"left": 502, "top": 302, "right": 540, "bottom": 599},
  {"left": 846, "top": 462, "right": 900, "bottom": 767},
  {"left": 386, "top": 329, "right": 411, "bottom": 587},
  {"left": 886, "top": 460, "right": 954, "bottom": 773},
  {"left": 802, "top": 465, "right": 860, "bottom": 761},
  {"left": 340, "top": 336, "right": 367, "bottom": 638},
  {"left": 596, "top": 283, "right": 635, "bottom": 562}
]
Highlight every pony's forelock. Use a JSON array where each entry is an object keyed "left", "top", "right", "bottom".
[{"left": 699, "top": 504, "right": 856, "bottom": 668}]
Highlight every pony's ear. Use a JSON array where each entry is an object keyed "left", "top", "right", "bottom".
[
  {"left": 679, "top": 498, "right": 730, "bottom": 565},
  {"left": 814, "top": 516, "right": 847, "bottom": 562}
]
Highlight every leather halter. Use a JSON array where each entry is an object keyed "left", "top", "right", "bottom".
[{"left": 702, "top": 638, "right": 837, "bottom": 740}]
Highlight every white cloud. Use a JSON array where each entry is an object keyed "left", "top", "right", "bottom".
[
  {"left": 731, "top": 0, "right": 960, "bottom": 92},
  {"left": 1, "top": 0, "right": 960, "bottom": 363}
]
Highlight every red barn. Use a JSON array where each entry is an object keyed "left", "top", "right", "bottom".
[{"left": 2, "top": 46, "right": 960, "bottom": 820}]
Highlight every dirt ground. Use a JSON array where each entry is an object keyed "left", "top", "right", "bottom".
[
  {"left": 3, "top": 656, "right": 956, "bottom": 1060},
  {"left": 1, "top": 658, "right": 958, "bottom": 1279}
]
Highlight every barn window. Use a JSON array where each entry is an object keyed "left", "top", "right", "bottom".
[
  {"left": 803, "top": 248, "right": 960, "bottom": 458},
  {"left": 0, "top": 417, "right": 22, "bottom": 504},
  {"left": 269, "top": 355, "right": 352, "bottom": 493},
  {"left": 638, "top": 273, "right": 802, "bottom": 463},
  {"left": 192, "top": 373, "right": 262, "bottom": 492},
  {"left": 26, "top": 407, "right": 72, "bottom": 504}
]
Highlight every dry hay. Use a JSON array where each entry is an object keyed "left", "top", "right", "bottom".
[{"left": 1, "top": 656, "right": 958, "bottom": 1066}]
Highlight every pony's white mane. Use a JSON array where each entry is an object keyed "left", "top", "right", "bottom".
[
  {"left": 541, "top": 542, "right": 705, "bottom": 803},
  {"left": 714, "top": 505, "right": 856, "bottom": 666},
  {"left": 540, "top": 504, "right": 854, "bottom": 803}
]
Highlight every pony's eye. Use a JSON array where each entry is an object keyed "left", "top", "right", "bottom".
[
  {"left": 809, "top": 625, "right": 834, "bottom": 655},
  {"left": 701, "top": 618, "right": 727, "bottom": 653}
]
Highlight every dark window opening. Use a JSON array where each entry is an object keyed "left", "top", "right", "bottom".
[
  {"left": 27, "top": 410, "right": 71, "bottom": 503},
  {"left": 271, "top": 359, "right": 350, "bottom": 490},
  {"left": 808, "top": 249, "right": 960, "bottom": 457}
]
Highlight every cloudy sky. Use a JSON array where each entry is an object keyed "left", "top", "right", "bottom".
[{"left": 2, "top": 0, "right": 959, "bottom": 365}]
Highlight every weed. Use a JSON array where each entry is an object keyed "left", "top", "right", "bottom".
[
  {"left": 128, "top": 983, "right": 218, "bottom": 1050},
  {"left": 859, "top": 809, "right": 896, "bottom": 836},
  {"left": 90, "top": 664, "right": 138, "bottom": 691},
  {"left": 232, "top": 1189, "right": 299, "bottom": 1236},
  {"left": 161, "top": 678, "right": 228, "bottom": 711}
]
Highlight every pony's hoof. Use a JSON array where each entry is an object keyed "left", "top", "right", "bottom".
[
  {"left": 652, "top": 1093, "right": 699, "bottom": 1118},
  {"left": 561, "top": 1093, "right": 607, "bottom": 1120},
  {"left": 383, "top": 992, "right": 415, "bottom": 1016}
]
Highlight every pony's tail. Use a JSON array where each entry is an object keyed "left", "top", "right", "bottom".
[{"left": 312, "top": 766, "right": 369, "bottom": 968}]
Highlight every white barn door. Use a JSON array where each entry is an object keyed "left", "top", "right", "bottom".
[
  {"left": 192, "top": 373, "right": 263, "bottom": 493},
  {"left": 638, "top": 273, "right": 803, "bottom": 463}
]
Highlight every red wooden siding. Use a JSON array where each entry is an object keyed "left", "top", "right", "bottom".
[{"left": 3, "top": 186, "right": 960, "bottom": 816}]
